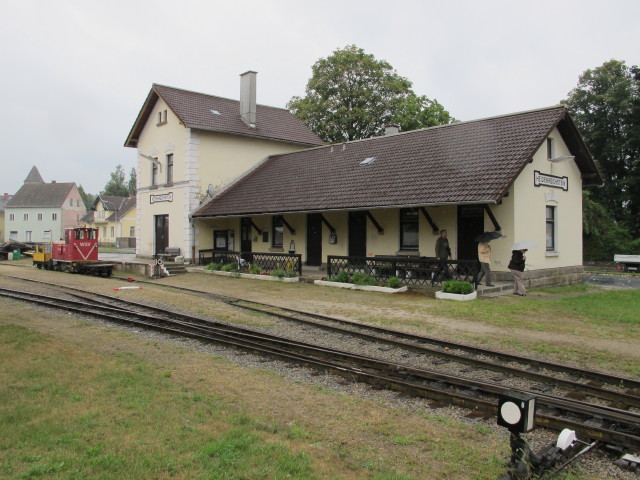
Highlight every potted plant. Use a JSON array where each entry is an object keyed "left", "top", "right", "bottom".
[{"left": 435, "top": 280, "right": 477, "bottom": 301}]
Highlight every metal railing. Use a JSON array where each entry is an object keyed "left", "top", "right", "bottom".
[
  {"left": 198, "top": 249, "right": 302, "bottom": 276},
  {"left": 327, "top": 255, "right": 480, "bottom": 287}
]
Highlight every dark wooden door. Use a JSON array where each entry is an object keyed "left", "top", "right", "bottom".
[
  {"left": 457, "top": 205, "right": 484, "bottom": 260},
  {"left": 154, "top": 214, "right": 169, "bottom": 255},
  {"left": 306, "top": 213, "right": 322, "bottom": 266},
  {"left": 240, "top": 217, "right": 252, "bottom": 253},
  {"left": 348, "top": 211, "right": 367, "bottom": 258}
]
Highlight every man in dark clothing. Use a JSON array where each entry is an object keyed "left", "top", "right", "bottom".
[{"left": 435, "top": 230, "right": 451, "bottom": 281}]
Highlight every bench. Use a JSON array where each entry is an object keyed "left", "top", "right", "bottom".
[{"left": 158, "top": 247, "right": 181, "bottom": 262}]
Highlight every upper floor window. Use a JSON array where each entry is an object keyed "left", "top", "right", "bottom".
[
  {"left": 38, "top": 213, "right": 43, "bottom": 221},
  {"left": 9, "top": 213, "right": 14, "bottom": 221},
  {"left": 151, "top": 160, "right": 159, "bottom": 186},
  {"left": 546, "top": 206, "right": 556, "bottom": 251},
  {"left": 547, "top": 138, "right": 553, "bottom": 160},
  {"left": 166, "top": 153, "right": 173, "bottom": 184},
  {"left": 157, "top": 110, "right": 167, "bottom": 125},
  {"left": 400, "top": 208, "right": 419, "bottom": 250},
  {"left": 52, "top": 213, "right": 57, "bottom": 221},
  {"left": 272, "top": 216, "right": 284, "bottom": 248},
  {"left": 23, "top": 213, "right": 28, "bottom": 221}
]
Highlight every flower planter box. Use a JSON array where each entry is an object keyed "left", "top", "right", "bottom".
[
  {"left": 190, "top": 269, "right": 298, "bottom": 282},
  {"left": 314, "top": 280, "right": 407, "bottom": 294},
  {"left": 435, "top": 290, "right": 477, "bottom": 301}
]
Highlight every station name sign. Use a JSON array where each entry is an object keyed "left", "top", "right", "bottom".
[
  {"left": 150, "top": 192, "right": 173, "bottom": 204},
  {"left": 534, "top": 171, "right": 568, "bottom": 191}
]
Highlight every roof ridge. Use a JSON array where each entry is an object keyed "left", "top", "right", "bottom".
[
  {"left": 269, "top": 104, "right": 569, "bottom": 157},
  {"left": 152, "top": 83, "right": 291, "bottom": 112}
]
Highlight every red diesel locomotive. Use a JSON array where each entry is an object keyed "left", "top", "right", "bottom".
[{"left": 33, "top": 227, "right": 117, "bottom": 276}]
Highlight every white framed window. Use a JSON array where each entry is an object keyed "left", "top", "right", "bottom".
[
  {"left": 151, "top": 160, "right": 159, "bottom": 186},
  {"left": 23, "top": 213, "right": 28, "bottom": 221},
  {"left": 38, "top": 213, "right": 43, "bottom": 221},
  {"left": 52, "top": 213, "right": 57, "bottom": 221},
  {"left": 546, "top": 206, "right": 557, "bottom": 251},
  {"left": 166, "top": 153, "right": 173, "bottom": 184},
  {"left": 129, "top": 226, "right": 135, "bottom": 237},
  {"left": 9, "top": 213, "right": 14, "bottom": 221},
  {"left": 26, "top": 231, "right": 32, "bottom": 242},
  {"left": 10, "top": 231, "right": 18, "bottom": 241},
  {"left": 400, "top": 208, "right": 419, "bottom": 250}
]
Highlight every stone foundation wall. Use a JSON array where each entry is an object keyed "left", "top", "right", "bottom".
[{"left": 493, "top": 265, "right": 584, "bottom": 288}]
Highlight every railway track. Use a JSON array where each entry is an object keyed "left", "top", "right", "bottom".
[{"left": 1, "top": 277, "right": 639, "bottom": 452}]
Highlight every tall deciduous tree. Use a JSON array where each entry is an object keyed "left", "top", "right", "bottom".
[
  {"left": 127, "top": 167, "right": 137, "bottom": 196},
  {"left": 288, "top": 45, "right": 454, "bottom": 142},
  {"left": 564, "top": 59, "right": 640, "bottom": 236},
  {"left": 77, "top": 184, "right": 95, "bottom": 210},
  {"left": 102, "top": 164, "right": 130, "bottom": 197}
]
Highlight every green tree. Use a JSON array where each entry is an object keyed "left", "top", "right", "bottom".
[
  {"left": 288, "top": 45, "right": 454, "bottom": 142},
  {"left": 127, "top": 167, "right": 137, "bottom": 196},
  {"left": 102, "top": 164, "right": 129, "bottom": 197},
  {"left": 77, "top": 184, "right": 95, "bottom": 210},
  {"left": 564, "top": 59, "right": 640, "bottom": 237}
]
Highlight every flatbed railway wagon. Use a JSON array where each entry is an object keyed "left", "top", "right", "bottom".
[{"left": 33, "top": 227, "right": 118, "bottom": 277}]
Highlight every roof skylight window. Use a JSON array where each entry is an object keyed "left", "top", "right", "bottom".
[
  {"left": 210, "top": 110, "right": 221, "bottom": 116},
  {"left": 359, "top": 157, "right": 376, "bottom": 166}
]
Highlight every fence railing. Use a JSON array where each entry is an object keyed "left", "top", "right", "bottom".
[
  {"left": 327, "top": 255, "right": 480, "bottom": 287},
  {"left": 198, "top": 249, "right": 302, "bottom": 276}
]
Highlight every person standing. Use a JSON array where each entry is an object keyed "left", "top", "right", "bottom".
[
  {"left": 435, "top": 230, "right": 451, "bottom": 281},
  {"left": 477, "top": 241, "right": 494, "bottom": 286},
  {"left": 435, "top": 229, "right": 451, "bottom": 260},
  {"left": 508, "top": 249, "right": 527, "bottom": 296}
]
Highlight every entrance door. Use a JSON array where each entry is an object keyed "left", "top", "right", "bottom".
[
  {"left": 457, "top": 205, "right": 484, "bottom": 260},
  {"left": 348, "top": 211, "right": 367, "bottom": 258},
  {"left": 240, "top": 217, "right": 252, "bottom": 253},
  {"left": 306, "top": 213, "right": 322, "bottom": 266},
  {"left": 154, "top": 214, "right": 169, "bottom": 255}
]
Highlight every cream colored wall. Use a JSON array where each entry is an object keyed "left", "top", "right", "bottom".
[
  {"left": 507, "top": 128, "right": 583, "bottom": 271},
  {"left": 136, "top": 97, "right": 315, "bottom": 259},
  {"left": 121, "top": 208, "right": 136, "bottom": 238}
]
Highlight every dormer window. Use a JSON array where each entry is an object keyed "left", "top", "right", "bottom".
[{"left": 157, "top": 109, "right": 167, "bottom": 126}]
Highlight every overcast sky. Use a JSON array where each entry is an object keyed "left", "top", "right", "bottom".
[{"left": 1, "top": 0, "right": 638, "bottom": 196}]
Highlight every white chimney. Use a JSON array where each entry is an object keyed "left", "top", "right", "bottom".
[
  {"left": 240, "top": 71, "right": 257, "bottom": 128},
  {"left": 385, "top": 124, "right": 400, "bottom": 135}
]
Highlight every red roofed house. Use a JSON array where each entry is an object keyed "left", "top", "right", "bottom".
[{"left": 4, "top": 166, "right": 87, "bottom": 243}]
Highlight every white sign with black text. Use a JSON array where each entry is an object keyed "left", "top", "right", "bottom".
[
  {"left": 150, "top": 192, "right": 173, "bottom": 204},
  {"left": 534, "top": 171, "right": 568, "bottom": 191}
]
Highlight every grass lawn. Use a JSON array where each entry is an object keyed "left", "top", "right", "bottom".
[{"left": 1, "top": 265, "right": 638, "bottom": 479}]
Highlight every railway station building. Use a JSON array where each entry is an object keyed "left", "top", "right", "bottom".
[{"left": 126, "top": 74, "right": 602, "bottom": 285}]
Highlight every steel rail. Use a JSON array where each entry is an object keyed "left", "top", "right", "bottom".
[{"left": 2, "top": 288, "right": 639, "bottom": 450}]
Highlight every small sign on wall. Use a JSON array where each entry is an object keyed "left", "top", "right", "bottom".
[
  {"left": 534, "top": 171, "right": 568, "bottom": 191},
  {"left": 150, "top": 192, "right": 173, "bottom": 204}
]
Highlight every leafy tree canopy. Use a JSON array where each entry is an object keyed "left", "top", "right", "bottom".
[
  {"left": 564, "top": 59, "right": 640, "bottom": 236},
  {"left": 77, "top": 184, "right": 95, "bottom": 210},
  {"left": 102, "top": 164, "right": 133, "bottom": 197},
  {"left": 288, "top": 45, "right": 455, "bottom": 142}
]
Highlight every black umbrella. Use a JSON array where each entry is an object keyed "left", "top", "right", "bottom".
[{"left": 474, "top": 231, "right": 503, "bottom": 242}]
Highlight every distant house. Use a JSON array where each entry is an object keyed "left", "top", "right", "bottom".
[
  {"left": 124, "top": 72, "right": 324, "bottom": 259},
  {"left": 4, "top": 166, "right": 87, "bottom": 242},
  {"left": 82, "top": 195, "right": 137, "bottom": 247},
  {"left": 191, "top": 105, "right": 602, "bottom": 283},
  {"left": 0, "top": 193, "right": 13, "bottom": 242}
]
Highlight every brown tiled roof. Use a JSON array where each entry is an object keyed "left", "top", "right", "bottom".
[
  {"left": 192, "top": 106, "right": 601, "bottom": 218},
  {"left": 125, "top": 84, "right": 324, "bottom": 148},
  {"left": 7, "top": 183, "right": 75, "bottom": 208}
]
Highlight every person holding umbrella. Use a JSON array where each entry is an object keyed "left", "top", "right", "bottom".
[
  {"left": 508, "top": 241, "right": 535, "bottom": 296},
  {"left": 474, "top": 231, "right": 502, "bottom": 287}
]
